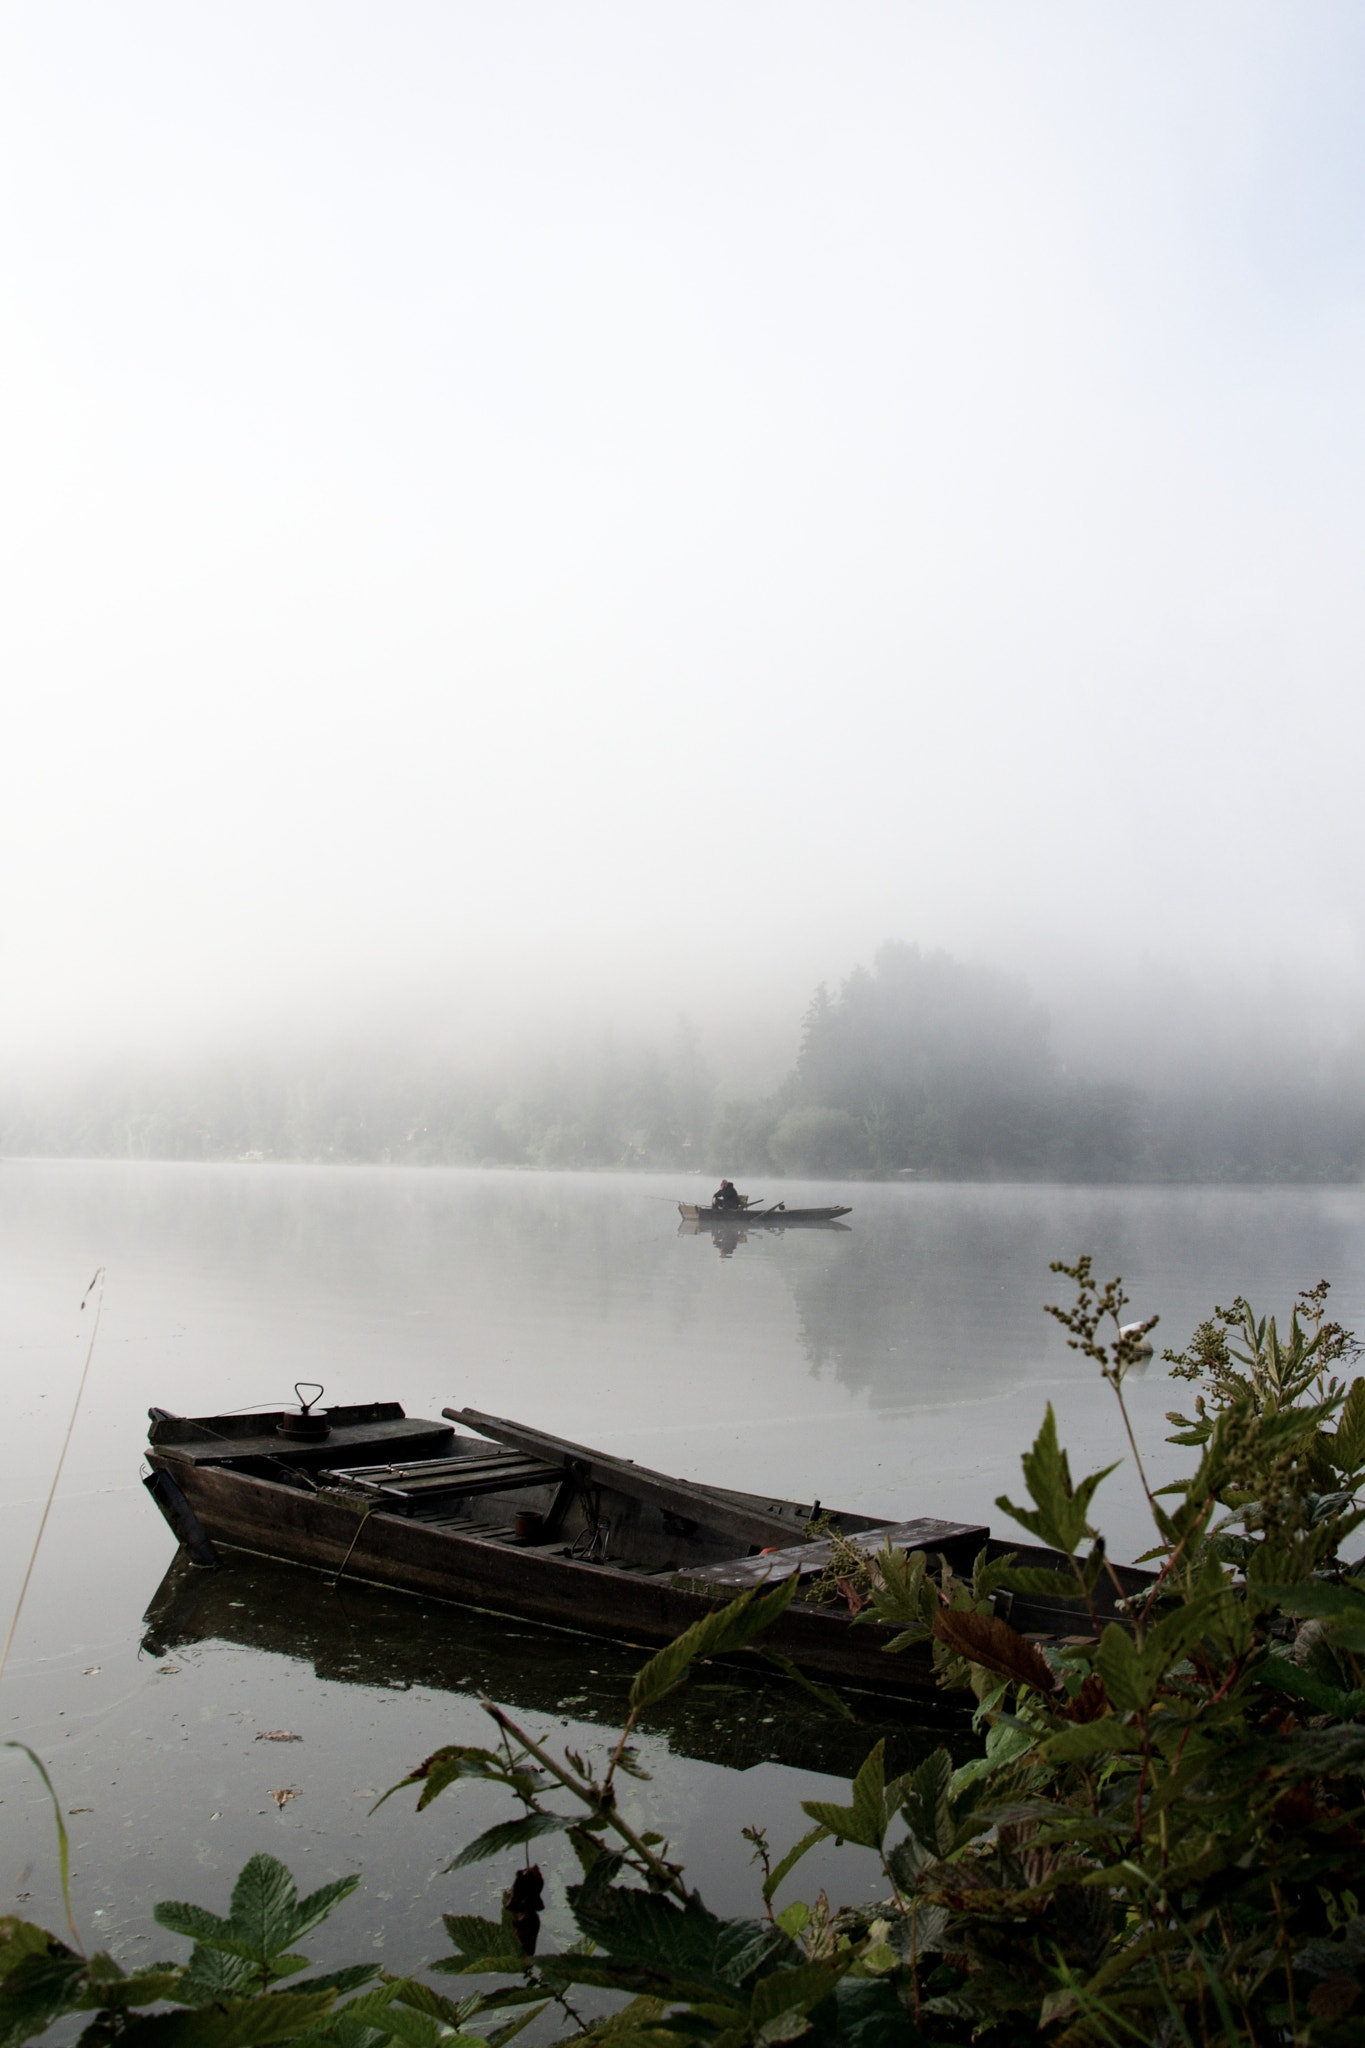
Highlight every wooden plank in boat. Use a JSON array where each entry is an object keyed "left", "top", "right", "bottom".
[
  {"left": 446, "top": 1407, "right": 824, "bottom": 1551},
  {"left": 671, "top": 1517, "right": 990, "bottom": 1595},
  {"left": 325, "top": 1451, "right": 565, "bottom": 1508},
  {"left": 155, "top": 1415, "right": 455, "bottom": 1468}
]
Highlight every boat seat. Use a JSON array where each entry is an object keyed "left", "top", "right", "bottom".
[{"left": 321, "top": 1449, "right": 566, "bottom": 1516}]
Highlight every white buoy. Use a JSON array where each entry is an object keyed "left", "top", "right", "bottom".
[{"left": 1119, "top": 1321, "right": 1154, "bottom": 1358}]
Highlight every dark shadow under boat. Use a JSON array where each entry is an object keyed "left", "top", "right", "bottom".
[{"left": 141, "top": 1547, "right": 970, "bottom": 1778}]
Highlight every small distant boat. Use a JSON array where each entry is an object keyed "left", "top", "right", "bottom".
[{"left": 678, "top": 1201, "right": 852, "bottom": 1225}]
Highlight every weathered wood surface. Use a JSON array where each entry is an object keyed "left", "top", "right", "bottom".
[
  {"left": 148, "top": 1453, "right": 941, "bottom": 1697},
  {"left": 446, "top": 1407, "right": 823, "bottom": 1551},
  {"left": 149, "top": 1401, "right": 407, "bottom": 1446},
  {"left": 673, "top": 1517, "right": 990, "bottom": 1594},
  {"left": 153, "top": 1414, "right": 455, "bottom": 1469}
]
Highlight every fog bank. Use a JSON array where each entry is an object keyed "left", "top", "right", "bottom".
[{"left": 4, "top": 5, "right": 1364, "bottom": 1088}]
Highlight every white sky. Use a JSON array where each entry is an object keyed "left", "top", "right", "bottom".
[{"left": 3, "top": 2, "right": 1364, "bottom": 1066}]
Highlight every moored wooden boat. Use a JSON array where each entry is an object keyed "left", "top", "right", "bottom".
[
  {"left": 677, "top": 1202, "right": 853, "bottom": 1224},
  {"left": 143, "top": 1401, "right": 1150, "bottom": 1699}
]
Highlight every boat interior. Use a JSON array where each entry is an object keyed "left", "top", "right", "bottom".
[{"left": 146, "top": 1399, "right": 987, "bottom": 1591}]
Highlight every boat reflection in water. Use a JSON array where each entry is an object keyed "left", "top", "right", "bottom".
[{"left": 141, "top": 1548, "right": 961, "bottom": 1782}]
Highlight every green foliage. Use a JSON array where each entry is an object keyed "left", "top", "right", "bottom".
[
  {"left": 996, "top": 1402, "right": 1117, "bottom": 1557},
  {"left": 0, "top": 1851, "right": 493, "bottom": 2046},
  {"left": 627, "top": 1574, "right": 800, "bottom": 1715},
  {"left": 850, "top": 1542, "right": 938, "bottom": 1651},
  {"left": 155, "top": 1855, "right": 362, "bottom": 1987},
  {"left": 800, "top": 1741, "right": 902, "bottom": 1852}
]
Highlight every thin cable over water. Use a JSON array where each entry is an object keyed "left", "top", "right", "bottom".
[{"left": 0, "top": 1267, "right": 105, "bottom": 1689}]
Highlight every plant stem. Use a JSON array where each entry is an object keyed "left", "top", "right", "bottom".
[{"left": 482, "top": 1703, "right": 689, "bottom": 1901}]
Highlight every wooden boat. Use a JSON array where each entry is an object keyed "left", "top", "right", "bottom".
[
  {"left": 143, "top": 1401, "right": 1150, "bottom": 1700},
  {"left": 678, "top": 1202, "right": 853, "bottom": 1225}
]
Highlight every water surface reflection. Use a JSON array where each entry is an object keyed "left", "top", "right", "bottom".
[{"left": 3, "top": 1161, "right": 1363, "bottom": 1974}]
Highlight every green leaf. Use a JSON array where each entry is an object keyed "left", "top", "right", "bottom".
[
  {"left": 371, "top": 1744, "right": 515, "bottom": 1814},
  {"left": 853, "top": 1546, "right": 934, "bottom": 1641},
  {"left": 0, "top": 1921, "right": 66, "bottom": 1987},
  {"left": 355, "top": 2003, "right": 452, "bottom": 2048},
  {"left": 73, "top": 1968, "right": 185, "bottom": 2012},
  {"left": 947, "top": 1717, "right": 1034, "bottom": 1796},
  {"left": 820, "top": 1975, "right": 916, "bottom": 2048},
  {"left": 482, "top": 2006, "right": 549, "bottom": 2048},
  {"left": 385, "top": 1979, "right": 489, "bottom": 2025},
  {"left": 713, "top": 1920, "right": 801, "bottom": 1990},
  {"left": 1330, "top": 1377, "right": 1365, "bottom": 1472},
  {"left": 290, "top": 1965, "right": 377, "bottom": 1998},
  {"left": 1094, "top": 1624, "right": 1156, "bottom": 1714},
  {"left": 800, "top": 1741, "right": 893, "bottom": 1852},
  {"left": 1261, "top": 1652, "right": 1365, "bottom": 1721},
  {"left": 899, "top": 1748, "right": 955, "bottom": 1860},
  {"left": 761, "top": 1825, "right": 830, "bottom": 1906},
  {"left": 996, "top": 1406, "right": 1118, "bottom": 1557},
  {"left": 568, "top": 1885, "right": 725, "bottom": 1987},
  {"left": 1142, "top": 1592, "right": 1232, "bottom": 1679},
  {"left": 1273, "top": 1722, "right": 1365, "bottom": 1777},
  {"left": 628, "top": 1574, "right": 800, "bottom": 1715},
  {"left": 444, "top": 1812, "right": 577, "bottom": 1871},
  {"left": 179, "top": 1946, "right": 257, "bottom": 2003},
  {"left": 228, "top": 1856, "right": 304, "bottom": 1966},
  {"left": 2, "top": 1749, "right": 77, "bottom": 1953},
  {"left": 1257, "top": 1579, "right": 1365, "bottom": 1626},
  {"left": 1041, "top": 1719, "right": 1144, "bottom": 1762},
  {"left": 116, "top": 1989, "right": 338, "bottom": 2045},
  {"left": 153, "top": 1901, "right": 237, "bottom": 1949},
  {"left": 441, "top": 1915, "right": 523, "bottom": 1963},
  {"left": 0, "top": 1946, "right": 87, "bottom": 2048},
  {"left": 288, "top": 1878, "right": 361, "bottom": 1947},
  {"left": 750, "top": 1959, "right": 847, "bottom": 2036},
  {"left": 992, "top": 1566, "right": 1088, "bottom": 1600}
]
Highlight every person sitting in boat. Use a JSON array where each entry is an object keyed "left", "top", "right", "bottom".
[{"left": 712, "top": 1179, "right": 743, "bottom": 1210}]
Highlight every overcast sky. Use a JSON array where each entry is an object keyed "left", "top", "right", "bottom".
[{"left": 4, "top": 2, "right": 1364, "bottom": 1068}]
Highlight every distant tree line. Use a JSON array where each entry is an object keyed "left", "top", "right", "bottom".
[
  {"left": 715, "top": 943, "right": 1365, "bottom": 1182},
  {"left": 5, "top": 940, "right": 1365, "bottom": 1180}
]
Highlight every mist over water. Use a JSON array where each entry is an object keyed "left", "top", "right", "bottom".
[{"left": 3, "top": 2, "right": 1365, "bottom": 1089}]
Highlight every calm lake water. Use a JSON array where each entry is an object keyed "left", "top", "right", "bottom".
[{"left": 3, "top": 1160, "right": 1364, "bottom": 1989}]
